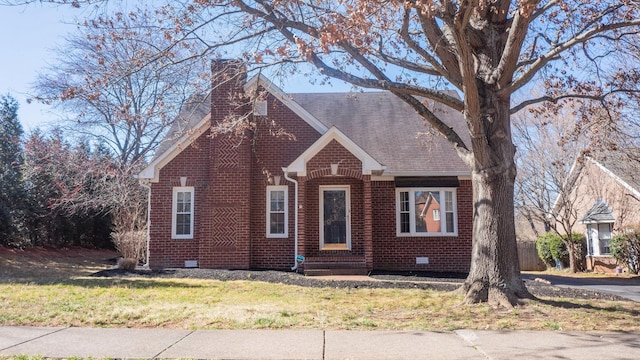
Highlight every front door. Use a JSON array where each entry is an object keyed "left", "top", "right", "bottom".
[{"left": 320, "top": 186, "right": 351, "bottom": 250}]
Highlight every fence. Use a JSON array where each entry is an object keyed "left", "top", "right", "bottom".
[{"left": 517, "top": 241, "right": 547, "bottom": 271}]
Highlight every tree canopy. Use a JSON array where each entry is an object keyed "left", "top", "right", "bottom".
[
  {"left": 7, "top": 0, "right": 639, "bottom": 306},
  {"left": 32, "top": 6, "right": 208, "bottom": 168},
  {"left": 0, "top": 94, "right": 25, "bottom": 245}
]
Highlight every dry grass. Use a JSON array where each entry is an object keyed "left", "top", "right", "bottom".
[
  {"left": 1, "top": 248, "right": 639, "bottom": 331},
  {"left": 523, "top": 269, "right": 640, "bottom": 279}
]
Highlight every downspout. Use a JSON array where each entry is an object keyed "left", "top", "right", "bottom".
[
  {"left": 138, "top": 180, "right": 152, "bottom": 268},
  {"left": 282, "top": 167, "right": 299, "bottom": 271}
]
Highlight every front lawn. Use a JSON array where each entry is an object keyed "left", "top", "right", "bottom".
[{"left": 1, "top": 247, "right": 639, "bottom": 331}]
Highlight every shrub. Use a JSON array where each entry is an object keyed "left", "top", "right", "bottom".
[
  {"left": 549, "top": 234, "right": 569, "bottom": 266},
  {"left": 536, "top": 232, "right": 585, "bottom": 269},
  {"left": 610, "top": 227, "right": 640, "bottom": 274},
  {"left": 536, "top": 232, "right": 560, "bottom": 267},
  {"left": 110, "top": 202, "right": 147, "bottom": 264},
  {"left": 117, "top": 257, "right": 137, "bottom": 271},
  {"left": 111, "top": 230, "right": 146, "bottom": 264}
]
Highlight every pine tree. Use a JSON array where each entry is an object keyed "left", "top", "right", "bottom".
[{"left": 0, "top": 94, "right": 25, "bottom": 246}]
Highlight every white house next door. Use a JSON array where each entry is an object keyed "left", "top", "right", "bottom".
[{"left": 320, "top": 186, "right": 351, "bottom": 250}]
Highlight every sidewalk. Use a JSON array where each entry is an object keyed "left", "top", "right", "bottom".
[{"left": 1, "top": 326, "right": 638, "bottom": 359}]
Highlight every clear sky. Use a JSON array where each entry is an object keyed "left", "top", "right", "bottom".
[{"left": 0, "top": 3, "right": 89, "bottom": 132}]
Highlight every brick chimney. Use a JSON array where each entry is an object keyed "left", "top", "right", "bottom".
[
  {"left": 210, "top": 59, "right": 248, "bottom": 126},
  {"left": 201, "top": 59, "right": 252, "bottom": 269}
]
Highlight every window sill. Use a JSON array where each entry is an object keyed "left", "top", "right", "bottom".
[
  {"left": 396, "top": 233, "right": 458, "bottom": 237},
  {"left": 320, "top": 244, "right": 351, "bottom": 251},
  {"left": 266, "top": 234, "right": 289, "bottom": 239}
]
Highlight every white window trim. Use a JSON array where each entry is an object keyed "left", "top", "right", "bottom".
[
  {"left": 395, "top": 188, "right": 458, "bottom": 237},
  {"left": 172, "top": 186, "right": 194, "bottom": 239},
  {"left": 319, "top": 185, "right": 351, "bottom": 250},
  {"left": 586, "top": 223, "right": 613, "bottom": 256},
  {"left": 266, "top": 185, "right": 289, "bottom": 238}
]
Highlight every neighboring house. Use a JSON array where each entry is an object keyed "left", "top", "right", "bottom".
[
  {"left": 562, "top": 152, "right": 640, "bottom": 272},
  {"left": 138, "top": 61, "right": 473, "bottom": 275}
]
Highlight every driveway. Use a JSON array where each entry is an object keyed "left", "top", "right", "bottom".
[{"left": 522, "top": 273, "right": 640, "bottom": 302}]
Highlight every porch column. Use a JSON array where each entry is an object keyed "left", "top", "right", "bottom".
[{"left": 363, "top": 175, "right": 374, "bottom": 270}]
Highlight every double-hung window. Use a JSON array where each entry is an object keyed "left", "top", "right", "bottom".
[
  {"left": 396, "top": 188, "right": 457, "bottom": 236},
  {"left": 266, "top": 186, "right": 288, "bottom": 238},
  {"left": 172, "top": 187, "right": 194, "bottom": 239}
]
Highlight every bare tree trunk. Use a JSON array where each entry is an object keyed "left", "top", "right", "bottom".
[
  {"left": 566, "top": 240, "right": 580, "bottom": 273},
  {"left": 459, "top": 89, "right": 534, "bottom": 307}
]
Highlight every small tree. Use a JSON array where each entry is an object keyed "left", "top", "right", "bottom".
[
  {"left": 29, "top": 6, "right": 205, "bottom": 258},
  {"left": 610, "top": 227, "right": 640, "bottom": 274},
  {"left": 0, "top": 94, "right": 25, "bottom": 246},
  {"left": 22, "top": 129, "right": 115, "bottom": 248},
  {"left": 32, "top": 7, "right": 207, "bottom": 168}
]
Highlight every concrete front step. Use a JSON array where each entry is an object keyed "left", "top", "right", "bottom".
[
  {"left": 304, "top": 268, "right": 369, "bottom": 276},
  {"left": 302, "top": 256, "right": 369, "bottom": 276}
]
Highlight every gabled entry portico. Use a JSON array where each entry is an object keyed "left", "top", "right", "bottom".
[{"left": 284, "top": 127, "right": 385, "bottom": 275}]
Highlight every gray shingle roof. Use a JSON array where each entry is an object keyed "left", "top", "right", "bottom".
[
  {"left": 581, "top": 199, "right": 615, "bottom": 223},
  {"left": 152, "top": 88, "right": 471, "bottom": 176},
  {"left": 290, "top": 92, "right": 469, "bottom": 175},
  {"left": 153, "top": 95, "right": 211, "bottom": 160},
  {"left": 592, "top": 150, "right": 640, "bottom": 193}
]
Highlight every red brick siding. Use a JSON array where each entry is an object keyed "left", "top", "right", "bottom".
[
  {"left": 149, "top": 61, "right": 254, "bottom": 269},
  {"left": 148, "top": 133, "right": 209, "bottom": 269},
  {"left": 148, "top": 64, "right": 472, "bottom": 272},
  {"left": 307, "top": 140, "right": 363, "bottom": 180},
  {"left": 196, "top": 61, "right": 253, "bottom": 269},
  {"left": 249, "top": 91, "right": 322, "bottom": 269},
  {"left": 371, "top": 179, "right": 473, "bottom": 272}
]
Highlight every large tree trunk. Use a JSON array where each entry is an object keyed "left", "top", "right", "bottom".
[{"left": 459, "top": 89, "right": 534, "bottom": 307}]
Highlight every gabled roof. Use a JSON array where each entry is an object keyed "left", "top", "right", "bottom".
[
  {"left": 138, "top": 96, "right": 211, "bottom": 182},
  {"left": 588, "top": 150, "right": 640, "bottom": 199},
  {"left": 152, "top": 95, "right": 211, "bottom": 159},
  {"left": 581, "top": 200, "right": 615, "bottom": 224},
  {"left": 291, "top": 92, "right": 470, "bottom": 176},
  {"left": 245, "top": 74, "right": 328, "bottom": 134},
  {"left": 286, "top": 126, "right": 385, "bottom": 176},
  {"left": 139, "top": 74, "right": 471, "bottom": 181}
]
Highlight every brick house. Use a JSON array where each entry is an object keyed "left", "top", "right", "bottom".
[
  {"left": 562, "top": 152, "right": 640, "bottom": 272},
  {"left": 138, "top": 62, "right": 473, "bottom": 275}
]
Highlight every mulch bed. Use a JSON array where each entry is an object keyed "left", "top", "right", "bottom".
[{"left": 92, "top": 268, "right": 630, "bottom": 302}]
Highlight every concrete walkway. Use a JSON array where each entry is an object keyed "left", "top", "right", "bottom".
[{"left": 1, "top": 326, "right": 639, "bottom": 359}]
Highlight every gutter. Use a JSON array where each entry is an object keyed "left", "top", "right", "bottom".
[
  {"left": 138, "top": 179, "right": 152, "bottom": 268},
  {"left": 282, "top": 168, "right": 300, "bottom": 271}
]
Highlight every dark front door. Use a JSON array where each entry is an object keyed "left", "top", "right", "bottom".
[{"left": 320, "top": 186, "right": 351, "bottom": 250}]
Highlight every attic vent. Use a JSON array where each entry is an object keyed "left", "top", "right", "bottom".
[{"left": 253, "top": 100, "right": 268, "bottom": 116}]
